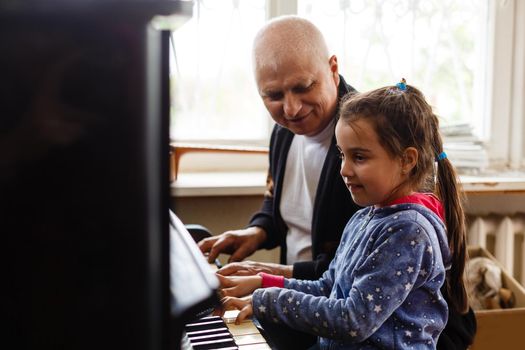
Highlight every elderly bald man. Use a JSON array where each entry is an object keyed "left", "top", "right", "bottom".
[
  {"left": 199, "top": 15, "right": 358, "bottom": 280},
  {"left": 199, "top": 16, "right": 476, "bottom": 350}
]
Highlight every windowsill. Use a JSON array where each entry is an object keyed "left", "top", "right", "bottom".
[
  {"left": 171, "top": 171, "right": 267, "bottom": 197},
  {"left": 460, "top": 172, "right": 525, "bottom": 194},
  {"left": 171, "top": 170, "right": 525, "bottom": 197}
]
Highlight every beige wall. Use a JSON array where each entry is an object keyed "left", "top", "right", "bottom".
[
  {"left": 173, "top": 192, "right": 525, "bottom": 267},
  {"left": 464, "top": 192, "right": 525, "bottom": 215},
  {"left": 172, "top": 195, "right": 280, "bottom": 266}
]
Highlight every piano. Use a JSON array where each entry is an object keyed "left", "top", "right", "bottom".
[
  {"left": 1, "top": 1, "right": 272, "bottom": 348},
  {"left": 170, "top": 211, "right": 275, "bottom": 349},
  {"left": 181, "top": 313, "right": 271, "bottom": 350}
]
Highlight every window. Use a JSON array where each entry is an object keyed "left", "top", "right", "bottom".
[
  {"left": 299, "top": 0, "right": 488, "bottom": 132},
  {"left": 298, "top": 0, "right": 491, "bottom": 172},
  {"left": 170, "top": 0, "right": 269, "bottom": 145},
  {"left": 169, "top": 0, "right": 525, "bottom": 172}
]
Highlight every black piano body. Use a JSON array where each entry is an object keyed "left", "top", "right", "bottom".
[
  {"left": 2, "top": 2, "right": 277, "bottom": 349},
  {"left": 1, "top": 1, "right": 193, "bottom": 349}
]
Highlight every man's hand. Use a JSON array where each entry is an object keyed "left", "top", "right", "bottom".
[
  {"left": 218, "top": 261, "right": 293, "bottom": 278},
  {"left": 217, "top": 273, "right": 262, "bottom": 298},
  {"left": 198, "top": 227, "right": 267, "bottom": 263}
]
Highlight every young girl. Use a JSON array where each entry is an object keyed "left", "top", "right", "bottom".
[{"left": 218, "top": 81, "right": 468, "bottom": 349}]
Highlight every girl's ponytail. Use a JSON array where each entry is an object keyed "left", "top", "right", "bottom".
[{"left": 434, "top": 140, "right": 468, "bottom": 313}]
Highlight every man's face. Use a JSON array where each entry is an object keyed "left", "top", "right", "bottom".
[{"left": 255, "top": 55, "right": 340, "bottom": 136}]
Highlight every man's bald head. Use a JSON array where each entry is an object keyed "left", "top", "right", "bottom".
[
  {"left": 253, "top": 16, "right": 330, "bottom": 73},
  {"left": 251, "top": 16, "right": 340, "bottom": 137}
]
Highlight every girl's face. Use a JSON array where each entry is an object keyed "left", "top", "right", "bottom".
[{"left": 335, "top": 117, "right": 413, "bottom": 208}]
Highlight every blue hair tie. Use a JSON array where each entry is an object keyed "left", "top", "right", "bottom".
[
  {"left": 436, "top": 152, "right": 447, "bottom": 161},
  {"left": 396, "top": 78, "right": 407, "bottom": 91}
]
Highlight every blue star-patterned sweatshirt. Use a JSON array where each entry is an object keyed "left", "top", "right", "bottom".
[{"left": 252, "top": 199, "right": 451, "bottom": 349}]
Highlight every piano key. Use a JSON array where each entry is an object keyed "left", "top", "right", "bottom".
[
  {"left": 187, "top": 331, "right": 232, "bottom": 342},
  {"left": 183, "top": 305, "right": 275, "bottom": 349},
  {"left": 185, "top": 327, "right": 229, "bottom": 337},
  {"left": 223, "top": 309, "right": 246, "bottom": 324},
  {"left": 234, "top": 333, "right": 267, "bottom": 346},
  {"left": 190, "top": 337, "right": 238, "bottom": 350},
  {"left": 238, "top": 343, "right": 272, "bottom": 350},
  {"left": 185, "top": 317, "right": 225, "bottom": 332},
  {"left": 226, "top": 321, "right": 260, "bottom": 336},
  {"left": 195, "top": 315, "right": 222, "bottom": 321}
]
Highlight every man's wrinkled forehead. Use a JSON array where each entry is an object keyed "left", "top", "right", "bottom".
[{"left": 255, "top": 47, "right": 326, "bottom": 80}]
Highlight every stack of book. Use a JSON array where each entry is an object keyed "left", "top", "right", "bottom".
[{"left": 441, "top": 124, "right": 489, "bottom": 174}]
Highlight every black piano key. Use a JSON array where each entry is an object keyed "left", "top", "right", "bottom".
[
  {"left": 185, "top": 317, "right": 225, "bottom": 332},
  {"left": 191, "top": 337, "right": 238, "bottom": 350},
  {"left": 187, "top": 316, "right": 224, "bottom": 324},
  {"left": 184, "top": 315, "right": 240, "bottom": 349},
  {"left": 181, "top": 332, "right": 238, "bottom": 350},
  {"left": 188, "top": 331, "right": 232, "bottom": 342},
  {"left": 198, "top": 316, "right": 223, "bottom": 321},
  {"left": 185, "top": 327, "right": 229, "bottom": 337}
]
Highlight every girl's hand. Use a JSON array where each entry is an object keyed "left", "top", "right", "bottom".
[
  {"left": 219, "top": 295, "right": 254, "bottom": 324},
  {"left": 216, "top": 273, "right": 262, "bottom": 297},
  {"left": 217, "top": 261, "right": 293, "bottom": 278}
]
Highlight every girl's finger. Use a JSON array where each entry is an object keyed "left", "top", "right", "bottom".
[
  {"left": 221, "top": 296, "right": 249, "bottom": 311},
  {"left": 221, "top": 287, "right": 235, "bottom": 297},
  {"left": 220, "top": 296, "right": 238, "bottom": 310},
  {"left": 236, "top": 305, "right": 253, "bottom": 325}
]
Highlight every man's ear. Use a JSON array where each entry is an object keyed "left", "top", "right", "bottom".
[
  {"left": 329, "top": 55, "right": 340, "bottom": 86},
  {"left": 402, "top": 147, "right": 418, "bottom": 174}
]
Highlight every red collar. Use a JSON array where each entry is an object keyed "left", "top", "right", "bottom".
[{"left": 388, "top": 193, "right": 445, "bottom": 222}]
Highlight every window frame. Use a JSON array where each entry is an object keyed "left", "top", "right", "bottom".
[{"left": 488, "top": 0, "right": 525, "bottom": 170}]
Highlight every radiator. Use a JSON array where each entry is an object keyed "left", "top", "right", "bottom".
[{"left": 467, "top": 214, "right": 525, "bottom": 286}]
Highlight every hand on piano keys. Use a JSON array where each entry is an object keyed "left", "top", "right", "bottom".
[
  {"left": 182, "top": 310, "right": 272, "bottom": 350},
  {"left": 216, "top": 274, "right": 263, "bottom": 299},
  {"left": 178, "top": 258, "right": 273, "bottom": 348}
]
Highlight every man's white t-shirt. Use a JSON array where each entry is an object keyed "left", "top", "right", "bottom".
[{"left": 280, "top": 120, "right": 335, "bottom": 265}]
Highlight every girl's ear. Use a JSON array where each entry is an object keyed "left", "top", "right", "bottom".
[{"left": 402, "top": 147, "right": 418, "bottom": 174}]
